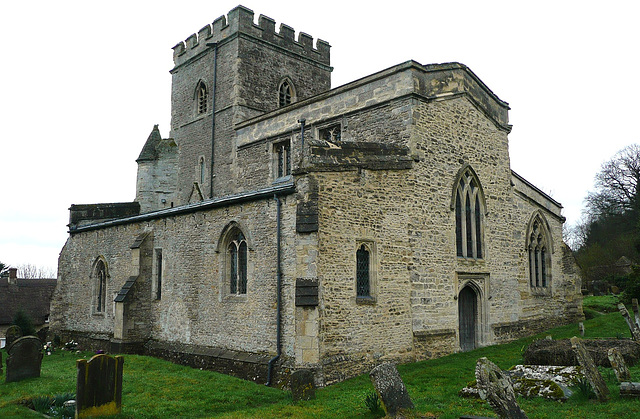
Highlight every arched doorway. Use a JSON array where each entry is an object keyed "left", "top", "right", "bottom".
[{"left": 458, "top": 285, "right": 478, "bottom": 351}]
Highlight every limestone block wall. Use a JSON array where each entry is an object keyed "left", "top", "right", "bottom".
[{"left": 52, "top": 193, "right": 300, "bottom": 362}]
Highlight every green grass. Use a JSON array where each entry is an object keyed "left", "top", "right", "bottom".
[
  {"left": 1, "top": 310, "right": 638, "bottom": 418},
  {"left": 583, "top": 295, "right": 621, "bottom": 313}
]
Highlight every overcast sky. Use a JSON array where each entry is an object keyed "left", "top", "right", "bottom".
[{"left": 1, "top": 0, "right": 638, "bottom": 273}]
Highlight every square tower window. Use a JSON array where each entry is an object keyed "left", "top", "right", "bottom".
[{"left": 274, "top": 141, "right": 291, "bottom": 179}]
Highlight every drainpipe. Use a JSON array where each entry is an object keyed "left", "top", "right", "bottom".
[
  {"left": 206, "top": 42, "right": 218, "bottom": 199},
  {"left": 266, "top": 194, "right": 282, "bottom": 386}
]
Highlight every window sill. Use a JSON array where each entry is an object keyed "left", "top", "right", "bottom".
[
  {"left": 530, "top": 287, "right": 551, "bottom": 297},
  {"left": 273, "top": 175, "right": 292, "bottom": 184},
  {"left": 356, "top": 296, "right": 376, "bottom": 305},
  {"left": 224, "top": 294, "right": 248, "bottom": 302}
]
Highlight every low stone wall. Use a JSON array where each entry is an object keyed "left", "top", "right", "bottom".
[{"left": 144, "top": 340, "right": 290, "bottom": 387}]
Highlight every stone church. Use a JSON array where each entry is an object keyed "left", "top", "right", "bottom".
[{"left": 51, "top": 5, "right": 583, "bottom": 386}]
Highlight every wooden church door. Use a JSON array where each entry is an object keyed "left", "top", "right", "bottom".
[{"left": 458, "top": 286, "right": 477, "bottom": 351}]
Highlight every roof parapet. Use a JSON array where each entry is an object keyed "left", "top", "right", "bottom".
[{"left": 172, "top": 5, "right": 330, "bottom": 68}]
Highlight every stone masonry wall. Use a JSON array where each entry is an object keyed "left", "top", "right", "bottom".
[{"left": 52, "top": 193, "right": 299, "bottom": 371}]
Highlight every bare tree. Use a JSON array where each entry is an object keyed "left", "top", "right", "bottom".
[
  {"left": 586, "top": 144, "right": 640, "bottom": 218},
  {"left": 17, "top": 263, "right": 57, "bottom": 279}
]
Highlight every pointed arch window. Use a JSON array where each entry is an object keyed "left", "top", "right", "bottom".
[
  {"left": 454, "top": 168, "right": 485, "bottom": 259},
  {"left": 279, "top": 80, "right": 293, "bottom": 107},
  {"left": 197, "top": 81, "right": 208, "bottom": 114},
  {"left": 94, "top": 259, "right": 107, "bottom": 313},
  {"left": 227, "top": 229, "right": 247, "bottom": 295},
  {"left": 528, "top": 216, "right": 551, "bottom": 288}
]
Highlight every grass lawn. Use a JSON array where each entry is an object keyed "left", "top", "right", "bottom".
[{"left": 1, "top": 297, "right": 639, "bottom": 418}]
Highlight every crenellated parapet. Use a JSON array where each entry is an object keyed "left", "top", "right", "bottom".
[{"left": 172, "top": 5, "right": 330, "bottom": 68}]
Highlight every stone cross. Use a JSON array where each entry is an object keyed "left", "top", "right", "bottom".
[
  {"left": 607, "top": 347, "right": 631, "bottom": 382},
  {"left": 290, "top": 369, "right": 316, "bottom": 401},
  {"left": 475, "top": 357, "right": 528, "bottom": 419},
  {"left": 618, "top": 303, "right": 640, "bottom": 341},
  {"left": 76, "top": 354, "right": 124, "bottom": 418},
  {"left": 369, "top": 363, "right": 414, "bottom": 417},
  {"left": 5, "top": 325, "right": 22, "bottom": 349},
  {"left": 5, "top": 336, "right": 43, "bottom": 383},
  {"left": 633, "top": 298, "right": 640, "bottom": 329},
  {"left": 570, "top": 336, "right": 609, "bottom": 402}
]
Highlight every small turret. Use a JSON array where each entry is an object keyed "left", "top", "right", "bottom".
[{"left": 135, "top": 125, "right": 178, "bottom": 213}]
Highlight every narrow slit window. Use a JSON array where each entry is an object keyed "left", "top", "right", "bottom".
[{"left": 356, "top": 244, "right": 370, "bottom": 297}]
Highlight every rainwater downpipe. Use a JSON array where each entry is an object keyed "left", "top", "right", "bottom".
[
  {"left": 206, "top": 42, "right": 218, "bottom": 199},
  {"left": 266, "top": 194, "right": 282, "bottom": 386}
]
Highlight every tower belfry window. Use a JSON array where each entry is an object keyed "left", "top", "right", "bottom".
[
  {"left": 197, "top": 82, "right": 208, "bottom": 114},
  {"left": 279, "top": 80, "right": 292, "bottom": 107}
]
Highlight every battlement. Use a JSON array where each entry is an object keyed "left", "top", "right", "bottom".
[{"left": 172, "top": 5, "right": 330, "bottom": 68}]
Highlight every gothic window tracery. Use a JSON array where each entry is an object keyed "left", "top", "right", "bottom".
[
  {"left": 454, "top": 168, "right": 484, "bottom": 259},
  {"left": 319, "top": 123, "right": 342, "bottom": 142},
  {"left": 227, "top": 229, "right": 247, "bottom": 295},
  {"left": 528, "top": 216, "right": 550, "bottom": 288},
  {"left": 279, "top": 80, "right": 293, "bottom": 107}
]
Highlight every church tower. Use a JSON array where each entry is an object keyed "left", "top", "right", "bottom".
[{"left": 167, "top": 5, "right": 331, "bottom": 204}]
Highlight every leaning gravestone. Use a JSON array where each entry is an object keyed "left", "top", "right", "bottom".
[
  {"left": 608, "top": 347, "right": 631, "bottom": 382},
  {"left": 475, "top": 357, "right": 528, "bottom": 419},
  {"left": 570, "top": 337, "right": 609, "bottom": 402},
  {"left": 290, "top": 369, "right": 316, "bottom": 401},
  {"left": 369, "top": 362, "right": 414, "bottom": 417},
  {"left": 633, "top": 298, "right": 640, "bottom": 329},
  {"left": 76, "top": 354, "right": 124, "bottom": 418},
  {"left": 5, "top": 325, "right": 22, "bottom": 349},
  {"left": 618, "top": 303, "right": 640, "bottom": 341},
  {"left": 5, "top": 336, "right": 43, "bottom": 383}
]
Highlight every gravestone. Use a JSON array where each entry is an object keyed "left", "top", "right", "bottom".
[
  {"left": 570, "top": 337, "right": 609, "bottom": 402},
  {"left": 5, "top": 325, "right": 22, "bottom": 349},
  {"left": 290, "top": 369, "right": 316, "bottom": 401},
  {"left": 620, "top": 382, "right": 640, "bottom": 398},
  {"left": 618, "top": 303, "right": 640, "bottom": 341},
  {"left": 608, "top": 347, "right": 630, "bottom": 382},
  {"left": 579, "top": 322, "right": 585, "bottom": 337},
  {"left": 369, "top": 363, "right": 414, "bottom": 417},
  {"left": 475, "top": 357, "right": 528, "bottom": 419},
  {"left": 76, "top": 354, "right": 124, "bottom": 418},
  {"left": 633, "top": 299, "right": 640, "bottom": 328},
  {"left": 5, "top": 336, "right": 43, "bottom": 383}
]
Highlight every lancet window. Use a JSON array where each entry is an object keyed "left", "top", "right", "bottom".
[{"left": 455, "top": 168, "right": 485, "bottom": 259}]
